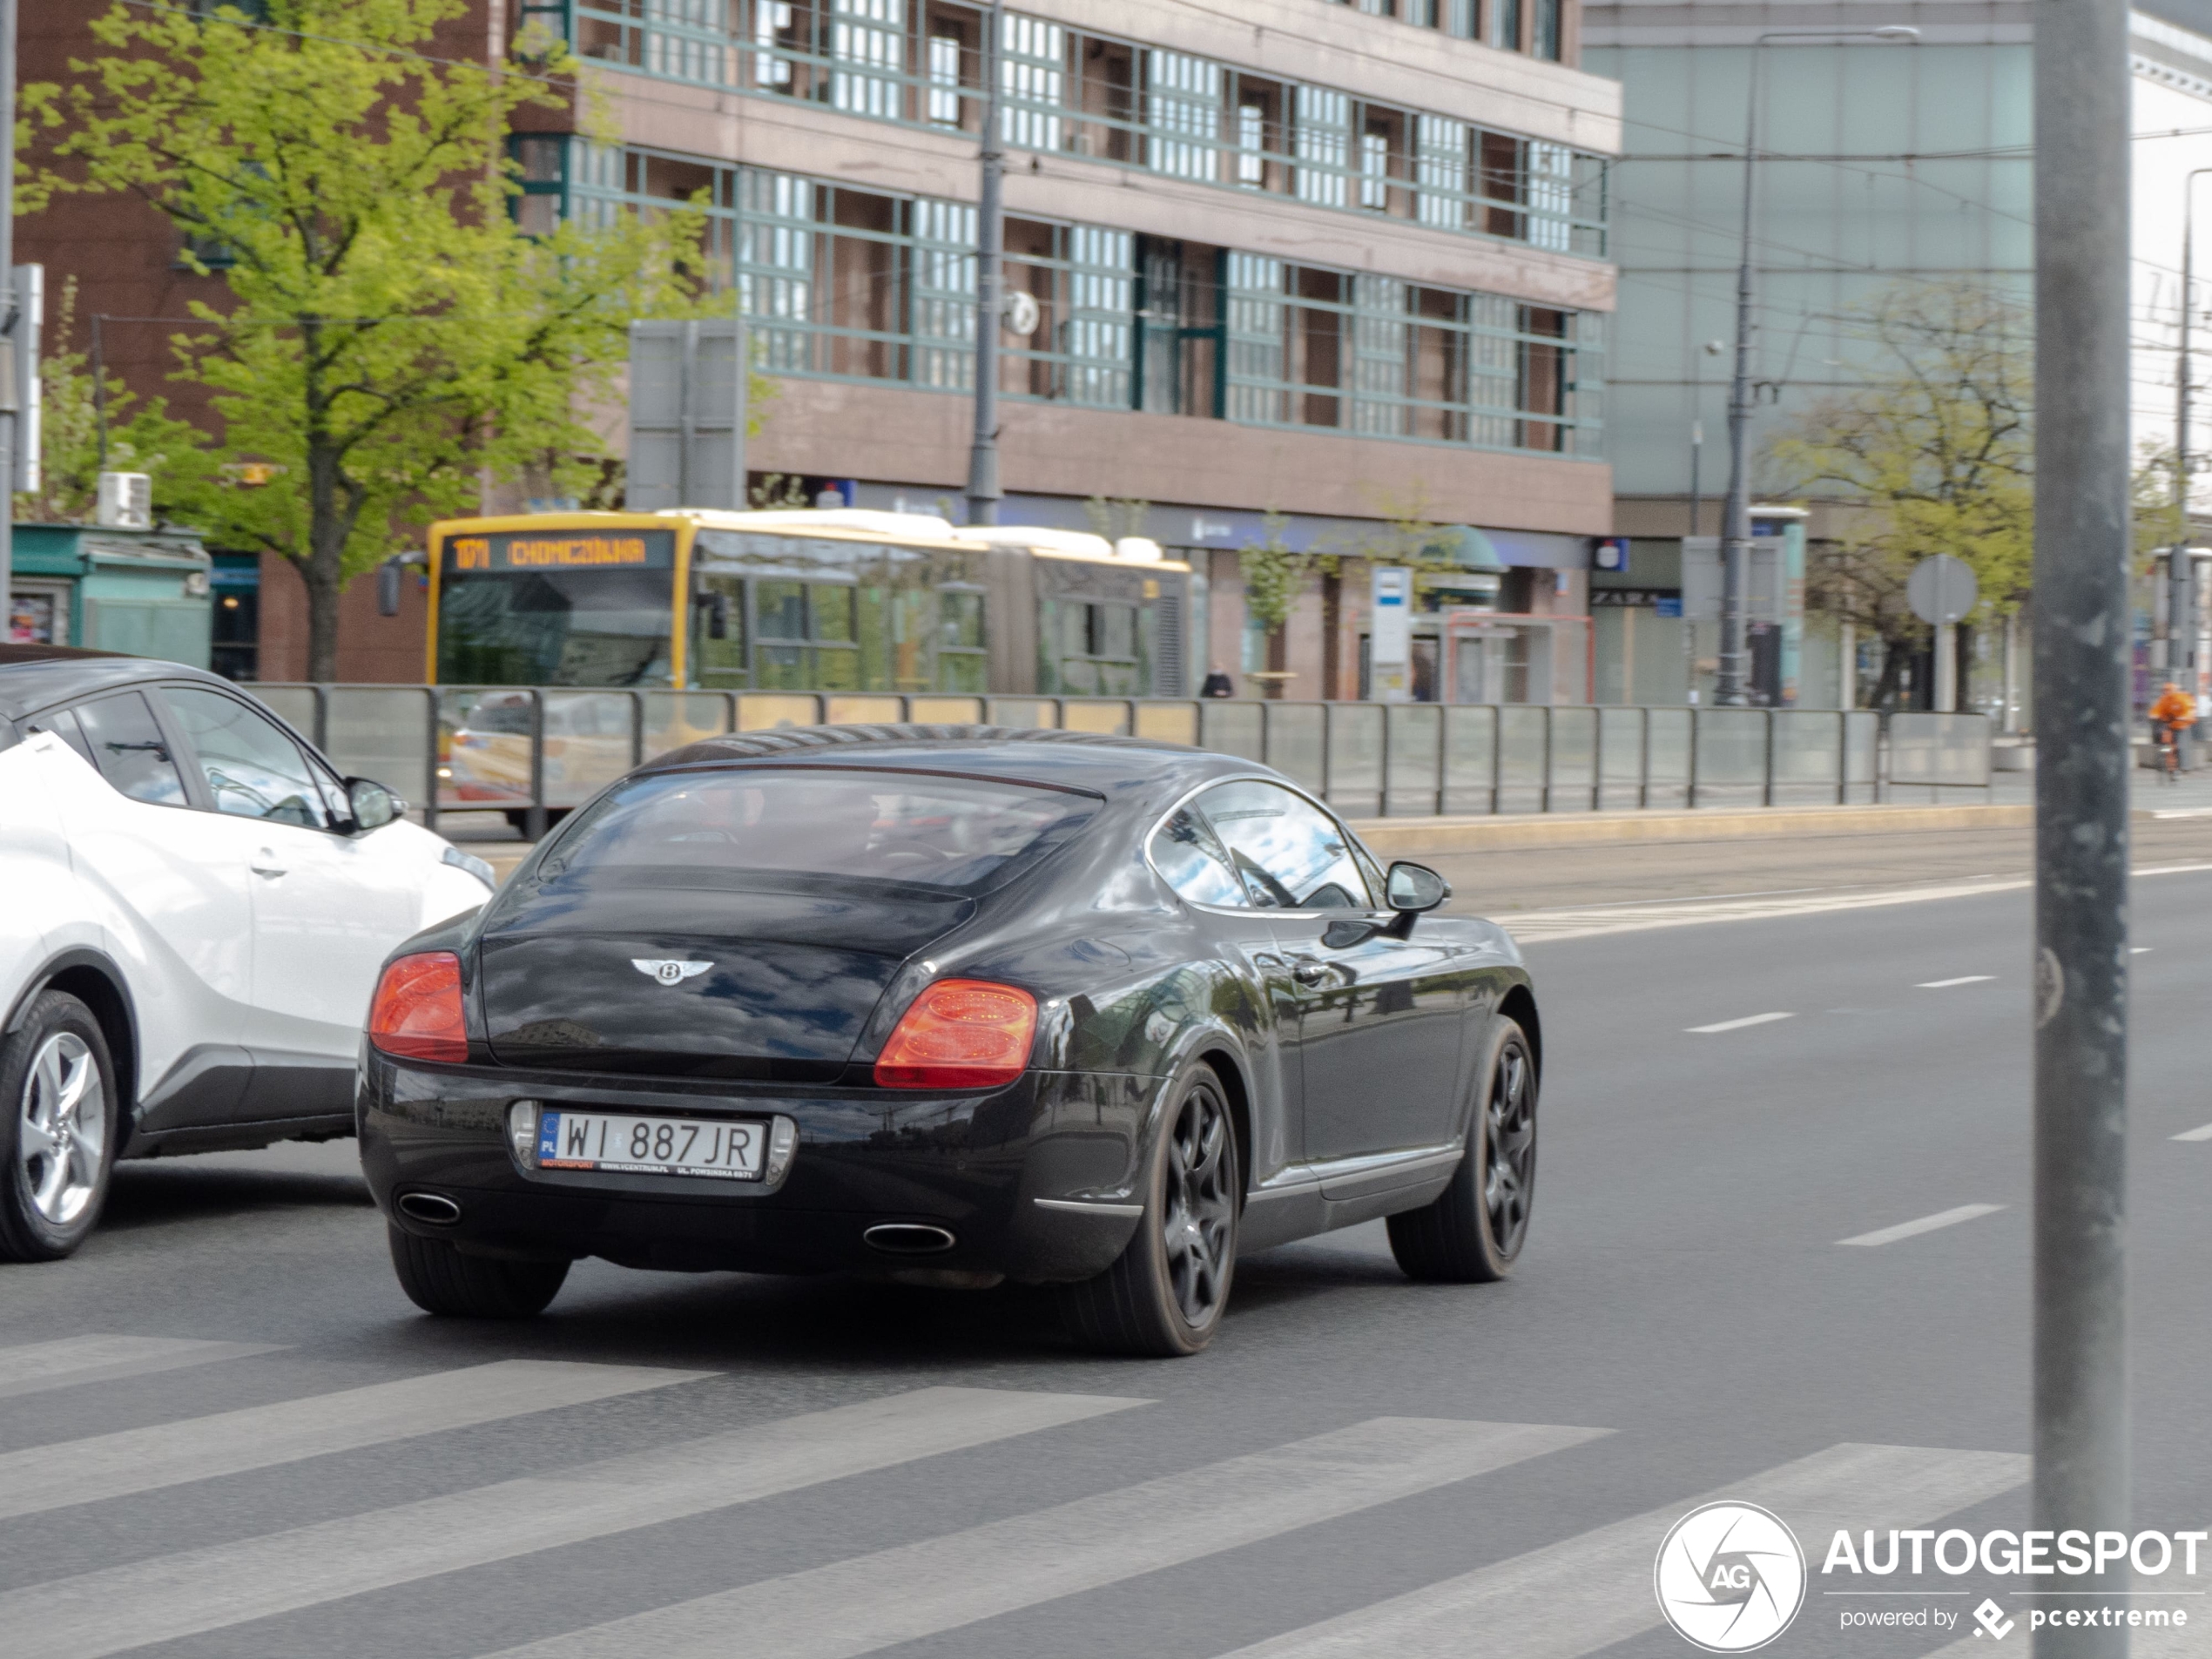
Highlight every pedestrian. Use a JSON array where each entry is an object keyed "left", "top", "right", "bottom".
[
  {"left": 2149, "top": 680, "right": 2196, "bottom": 782},
  {"left": 1199, "top": 662, "right": 1236, "bottom": 698}
]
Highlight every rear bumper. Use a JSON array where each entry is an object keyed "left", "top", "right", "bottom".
[{"left": 357, "top": 1055, "right": 1163, "bottom": 1283}]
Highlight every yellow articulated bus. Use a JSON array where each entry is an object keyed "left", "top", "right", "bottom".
[{"left": 423, "top": 507, "right": 1194, "bottom": 818}]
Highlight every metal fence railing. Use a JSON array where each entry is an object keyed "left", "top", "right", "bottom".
[{"left": 246, "top": 685, "right": 1991, "bottom": 835}]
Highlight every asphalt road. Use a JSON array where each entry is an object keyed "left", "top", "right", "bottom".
[{"left": 3, "top": 840, "right": 2209, "bottom": 1659}]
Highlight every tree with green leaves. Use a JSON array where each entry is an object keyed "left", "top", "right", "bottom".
[
  {"left": 26, "top": 0, "right": 705, "bottom": 678},
  {"left": 1767, "top": 280, "right": 2033, "bottom": 707}
]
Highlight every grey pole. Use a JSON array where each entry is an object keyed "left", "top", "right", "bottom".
[
  {"left": 964, "top": 1, "right": 1006, "bottom": 527},
  {"left": 1718, "top": 26, "right": 1918, "bottom": 708},
  {"left": 0, "top": 0, "right": 18, "bottom": 628},
  {"left": 2033, "top": 0, "right": 2133, "bottom": 1645},
  {"left": 2172, "top": 171, "right": 2212, "bottom": 765}
]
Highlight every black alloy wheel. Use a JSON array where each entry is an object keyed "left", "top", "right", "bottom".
[
  {"left": 1060, "top": 1070, "right": 1240, "bottom": 1357},
  {"left": 1483, "top": 1035, "right": 1536, "bottom": 1258},
  {"left": 1387, "top": 1019, "right": 1537, "bottom": 1284}
]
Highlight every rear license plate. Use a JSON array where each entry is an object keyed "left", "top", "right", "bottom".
[{"left": 537, "top": 1111, "right": 765, "bottom": 1181}]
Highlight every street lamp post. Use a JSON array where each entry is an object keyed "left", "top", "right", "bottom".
[
  {"left": 2169, "top": 169, "right": 2212, "bottom": 760},
  {"left": 1716, "top": 25, "right": 1919, "bottom": 706},
  {"left": 965, "top": 0, "right": 1007, "bottom": 527}
]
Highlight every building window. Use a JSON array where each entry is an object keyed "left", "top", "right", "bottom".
[
  {"left": 926, "top": 29, "right": 961, "bottom": 122},
  {"left": 1490, "top": 0, "right": 1522, "bottom": 51},
  {"left": 754, "top": 0, "right": 795, "bottom": 85},
  {"left": 1000, "top": 13, "right": 1064, "bottom": 151},
  {"left": 645, "top": 0, "right": 732, "bottom": 84},
  {"left": 509, "top": 135, "right": 568, "bottom": 236},
  {"left": 1415, "top": 114, "right": 1468, "bottom": 228},
  {"left": 1294, "top": 86, "right": 1350, "bottom": 208},
  {"left": 1146, "top": 49, "right": 1222, "bottom": 181},
  {"left": 1532, "top": 0, "right": 1561, "bottom": 58},
  {"left": 1236, "top": 103, "right": 1266, "bottom": 186},
  {"left": 831, "top": 0, "right": 903, "bottom": 119},
  {"left": 913, "top": 198, "right": 976, "bottom": 390},
  {"left": 1359, "top": 128, "right": 1390, "bottom": 210},
  {"left": 1528, "top": 141, "right": 1574, "bottom": 251}
]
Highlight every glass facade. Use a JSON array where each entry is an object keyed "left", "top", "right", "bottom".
[
  {"left": 1586, "top": 39, "right": 2033, "bottom": 496},
  {"left": 563, "top": 143, "right": 1603, "bottom": 460},
  {"left": 558, "top": 0, "right": 1605, "bottom": 258}
]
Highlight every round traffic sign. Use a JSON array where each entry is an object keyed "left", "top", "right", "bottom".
[{"left": 1907, "top": 555, "right": 1979, "bottom": 626}]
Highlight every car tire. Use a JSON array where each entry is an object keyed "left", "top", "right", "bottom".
[
  {"left": 1058, "top": 1069, "right": 1240, "bottom": 1358},
  {"left": 386, "top": 1224, "right": 570, "bottom": 1318},
  {"left": 1387, "top": 1017, "right": 1536, "bottom": 1284},
  {"left": 0, "top": 991, "right": 119, "bottom": 1264}
]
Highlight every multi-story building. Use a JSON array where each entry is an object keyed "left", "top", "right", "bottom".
[
  {"left": 19, "top": 0, "right": 1622, "bottom": 691},
  {"left": 1587, "top": 0, "right": 2212, "bottom": 713}
]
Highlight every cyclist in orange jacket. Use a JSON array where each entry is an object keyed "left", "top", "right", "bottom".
[{"left": 2150, "top": 682, "right": 2197, "bottom": 781}]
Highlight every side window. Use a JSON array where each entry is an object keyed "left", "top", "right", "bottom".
[
  {"left": 74, "top": 692, "right": 189, "bottom": 807},
  {"left": 1148, "top": 806, "right": 1250, "bottom": 908},
  {"left": 27, "top": 706, "right": 97, "bottom": 769},
  {"left": 163, "top": 686, "right": 333, "bottom": 829},
  {"left": 1197, "top": 780, "right": 1373, "bottom": 910}
]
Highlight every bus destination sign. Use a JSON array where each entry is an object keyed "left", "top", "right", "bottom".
[{"left": 443, "top": 529, "right": 676, "bottom": 574}]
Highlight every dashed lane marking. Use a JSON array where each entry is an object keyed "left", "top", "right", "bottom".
[
  {"left": 1686, "top": 1011, "right": 1795, "bottom": 1034},
  {"left": 1838, "top": 1204, "right": 2006, "bottom": 1248}
]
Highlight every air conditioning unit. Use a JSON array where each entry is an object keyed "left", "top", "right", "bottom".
[{"left": 96, "top": 471, "right": 153, "bottom": 530}]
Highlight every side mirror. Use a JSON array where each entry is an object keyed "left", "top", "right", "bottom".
[
  {"left": 345, "top": 777, "right": 401, "bottom": 833},
  {"left": 708, "top": 591, "right": 731, "bottom": 641},
  {"left": 376, "top": 560, "right": 402, "bottom": 617},
  {"left": 1384, "top": 861, "right": 1450, "bottom": 934}
]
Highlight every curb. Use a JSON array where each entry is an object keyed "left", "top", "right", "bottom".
[{"left": 1348, "top": 803, "right": 2033, "bottom": 853}]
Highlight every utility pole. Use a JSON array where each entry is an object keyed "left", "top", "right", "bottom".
[
  {"left": 2033, "top": 0, "right": 2133, "bottom": 1648},
  {"left": 2171, "top": 171, "right": 2212, "bottom": 765},
  {"left": 1717, "top": 25, "right": 1916, "bottom": 706},
  {"left": 0, "top": 0, "right": 18, "bottom": 631},
  {"left": 964, "top": 0, "right": 1006, "bottom": 528}
]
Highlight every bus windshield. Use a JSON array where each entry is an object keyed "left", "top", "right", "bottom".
[{"left": 435, "top": 530, "right": 678, "bottom": 686}]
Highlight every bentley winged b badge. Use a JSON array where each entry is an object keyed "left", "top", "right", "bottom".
[{"left": 632, "top": 959, "right": 713, "bottom": 986}]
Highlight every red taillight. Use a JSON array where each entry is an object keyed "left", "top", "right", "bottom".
[
  {"left": 874, "top": 980, "right": 1038, "bottom": 1090},
  {"left": 368, "top": 952, "right": 468, "bottom": 1064}
]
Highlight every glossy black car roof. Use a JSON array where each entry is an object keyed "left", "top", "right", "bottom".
[
  {"left": 0, "top": 644, "right": 238, "bottom": 725},
  {"left": 643, "top": 723, "right": 1248, "bottom": 801}
]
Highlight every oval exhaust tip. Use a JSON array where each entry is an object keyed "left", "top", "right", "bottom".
[
  {"left": 397, "top": 1191, "right": 462, "bottom": 1225},
  {"left": 863, "top": 1222, "right": 956, "bottom": 1255}
]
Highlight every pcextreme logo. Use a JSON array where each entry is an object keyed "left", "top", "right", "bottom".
[{"left": 1655, "top": 1502, "right": 1809, "bottom": 1652}]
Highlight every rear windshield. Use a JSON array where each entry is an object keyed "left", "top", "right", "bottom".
[{"left": 536, "top": 767, "right": 1098, "bottom": 893}]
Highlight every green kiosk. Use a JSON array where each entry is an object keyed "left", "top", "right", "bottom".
[{"left": 6, "top": 522, "right": 216, "bottom": 667}]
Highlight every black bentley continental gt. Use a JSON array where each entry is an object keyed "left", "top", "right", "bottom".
[{"left": 359, "top": 725, "right": 1541, "bottom": 1355}]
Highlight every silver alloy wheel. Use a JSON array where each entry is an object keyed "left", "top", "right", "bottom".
[
  {"left": 1484, "top": 1041, "right": 1534, "bottom": 1258},
  {"left": 1162, "top": 1085, "right": 1235, "bottom": 1325},
  {"left": 18, "top": 1031, "right": 105, "bottom": 1226}
]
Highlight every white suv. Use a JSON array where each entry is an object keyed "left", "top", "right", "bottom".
[{"left": 0, "top": 645, "right": 496, "bottom": 1260}]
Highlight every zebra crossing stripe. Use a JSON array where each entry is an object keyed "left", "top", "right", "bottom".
[
  {"left": 1217, "top": 1442, "right": 2028, "bottom": 1658},
  {"left": 0, "top": 1385, "right": 1145, "bottom": 1659},
  {"left": 483, "top": 1416, "right": 1608, "bottom": 1659},
  {"left": 0, "top": 1334, "right": 280, "bottom": 1400},
  {"left": 0, "top": 1359, "right": 709, "bottom": 1522}
]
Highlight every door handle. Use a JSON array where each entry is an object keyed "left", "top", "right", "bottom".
[
  {"left": 1292, "top": 961, "right": 1331, "bottom": 986},
  {"left": 250, "top": 850, "right": 287, "bottom": 879}
]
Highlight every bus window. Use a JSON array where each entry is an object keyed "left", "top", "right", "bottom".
[
  {"left": 938, "top": 590, "right": 987, "bottom": 693},
  {"left": 438, "top": 568, "right": 674, "bottom": 687},
  {"left": 690, "top": 574, "right": 748, "bottom": 688}
]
